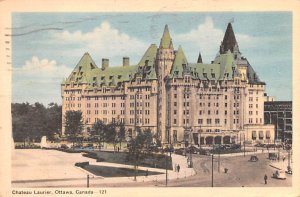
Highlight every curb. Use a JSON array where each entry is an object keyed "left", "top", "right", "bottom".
[{"left": 269, "top": 164, "right": 281, "bottom": 170}]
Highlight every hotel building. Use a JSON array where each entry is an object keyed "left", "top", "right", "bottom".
[{"left": 61, "top": 23, "right": 275, "bottom": 146}]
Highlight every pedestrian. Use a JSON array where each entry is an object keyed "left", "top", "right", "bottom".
[
  {"left": 264, "top": 174, "right": 268, "bottom": 184},
  {"left": 177, "top": 164, "right": 180, "bottom": 173}
]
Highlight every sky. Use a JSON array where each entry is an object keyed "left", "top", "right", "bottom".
[{"left": 12, "top": 12, "right": 292, "bottom": 105}]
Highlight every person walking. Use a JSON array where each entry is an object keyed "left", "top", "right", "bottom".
[
  {"left": 177, "top": 164, "right": 180, "bottom": 173},
  {"left": 264, "top": 174, "right": 268, "bottom": 184}
]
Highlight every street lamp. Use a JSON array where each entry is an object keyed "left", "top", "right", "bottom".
[{"left": 211, "top": 154, "right": 214, "bottom": 187}]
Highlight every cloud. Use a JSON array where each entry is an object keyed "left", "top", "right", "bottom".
[
  {"left": 53, "top": 21, "right": 148, "bottom": 66},
  {"left": 173, "top": 17, "right": 256, "bottom": 63},
  {"left": 13, "top": 56, "right": 72, "bottom": 105},
  {"left": 14, "top": 56, "right": 72, "bottom": 79}
]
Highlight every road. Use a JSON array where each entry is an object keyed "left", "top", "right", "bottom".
[{"left": 92, "top": 153, "right": 291, "bottom": 187}]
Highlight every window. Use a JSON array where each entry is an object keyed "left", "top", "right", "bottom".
[
  {"left": 225, "top": 95, "right": 228, "bottom": 100},
  {"left": 174, "top": 110, "right": 177, "bottom": 115},
  {"left": 215, "top": 119, "right": 220, "bottom": 124},
  {"left": 174, "top": 102, "right": 177, "bottom": 107},
  {"left": 225, "top": 110, "right": 227, "bottom": 115},
  {"left": 225, "top": 103, "right": 227, "bottom": 107},
  {"left": 207, "top": 119, "right": 212, "bottom": 124},
  {"left": 173, "top": 130, "right": 177, "bottom": 143},
  {"left": 266, "top": 131, "right": 270, "bottom": 139},
  {"left": 252, "top": 131, "right": 257, "bottom": 140},
  {"left": 198, "top": 119, "right": 203, "bottom": 124},
  {"left": 174, "top": 94, "right": 177, "bottom": 98},
  {"left": 208, "top": 110, "right": 211, "bottom": 115},
  {"left": 259, "top": 131, "right": 264, "bottom": 140},
  {"left": 174, "top": 119, "right": 177, "bottom": 124}
]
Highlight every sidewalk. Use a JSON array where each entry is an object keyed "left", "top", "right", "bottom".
[
  {"left": 12, "top": 149, "right": 195, "bottom": 187},
  {"left": 79, "top": 153, "right": 195, "bottom": 184}
]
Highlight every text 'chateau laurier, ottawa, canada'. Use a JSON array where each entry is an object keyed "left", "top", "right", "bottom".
[{"left": 61, "top": 23, "right": 275, "bottom": 147}]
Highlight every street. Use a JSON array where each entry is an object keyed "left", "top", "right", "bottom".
[{"left": 98, "top": 153, "right": 292, "bottom": 187}]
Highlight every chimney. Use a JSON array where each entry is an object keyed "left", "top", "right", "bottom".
[
  {"left": 123, "top": 57, "right": 129, "bottom": 67},
  {"left": 102, "top": 58, "right": 109, "bottom": 69}
]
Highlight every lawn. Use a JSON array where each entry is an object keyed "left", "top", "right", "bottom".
[{"left": 93, "top": 151, "right": 173, "bottom": 170}]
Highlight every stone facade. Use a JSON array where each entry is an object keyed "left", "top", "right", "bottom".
[{"left": 61, "top": 23, "right": 275, "bottom": 146}]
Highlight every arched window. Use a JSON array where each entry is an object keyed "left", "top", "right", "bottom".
[
  {"left": 252, "top": 131, "right": 257, "bottom": 140},
  {"left": 266, "top": 130, "right": 270, "bottom": 139},
  {"left": 259, "top": 131, "right": 264, "bottom": 140}
]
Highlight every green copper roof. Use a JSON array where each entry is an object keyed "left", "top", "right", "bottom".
[
  {"left": 169, "top": 45, "right": 188, "bottom": 78},
  {"left": 65, "top": 44, "right": 158, "bottom": 89},
  {"left": 159, "top": 25, "right": 173, "bottom": 49},
  {"left": 65, "top": 52, "right": 98, "bottom": 84}
]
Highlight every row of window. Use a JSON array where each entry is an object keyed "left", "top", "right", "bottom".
[
  {"left": 248, "top": 118, "right": 263, "bottom": 124},
  {"left": 249, "top": 104, "right": 259, "bottom": 108},
  {"left": 172, "top": 118, "right": 238, "bottom": 125},
  {"left": 129, "top": 118, "right": 151, "bottom": 124},
  {"left": 249, "top": 97, "right": 259, "bottom": 102}
]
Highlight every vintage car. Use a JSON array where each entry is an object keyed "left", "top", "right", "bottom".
[
  {"left": 273, "top": 170, "right": 286, "bottom": 179},
  {"left": 249, "top": 155, "right": 258, "bottom": 162}
]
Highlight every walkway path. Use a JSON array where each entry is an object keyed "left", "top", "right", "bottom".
[{"left": 12, "top": 149, "right": 195, "bottom": 188}]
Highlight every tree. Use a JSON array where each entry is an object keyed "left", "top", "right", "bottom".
[
  {"left": 64, "top": 110, "right": 83, "bottom": 147},
  {"left": 91, "top": 120, "right": 105, "bottom": 150},
  {"left": 45, "top": 103, "right": 62, "bottom": 141},
  {"left": 116, "top": 122, "right": 126, "bottom": 149},
  {"left": 12, "top": 102, "right": 63, "bottom": 146}
]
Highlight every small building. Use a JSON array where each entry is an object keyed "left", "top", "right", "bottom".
[{"left": 264, "top": 101, "right": 292, "bottom": 143}]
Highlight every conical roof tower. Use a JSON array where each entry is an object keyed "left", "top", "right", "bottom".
[
  {"left": 159, "top": 25, "right": 174, "bottom": 49},
  {"left": 219, "top": 23, "right": 239, "bottom": 54}
]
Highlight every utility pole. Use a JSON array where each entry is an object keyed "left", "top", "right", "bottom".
[
  {"left": 243, "top": 133, "right": 246, "bottom": 157},
  {"left": 218, "top": 144, "right": 220, "bottom": 173},
  {"left": 211, "top": 154, "right": 214, "bottom": 187},
  {"left": 165, "top": 150, "right": 168, "bottom": 186}
]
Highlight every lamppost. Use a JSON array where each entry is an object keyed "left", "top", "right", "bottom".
[
  {"left": 189, "top": 129, "right": 193, "bottom": 168},
  {"left": 243, "top": 133, "right": 246, "bottom": 157},
  {"left": 211, "top": 154, "right": 214, "bottom": 187},
  {"left": 165, "top": 145, "right": 172, "bottom": 186}
]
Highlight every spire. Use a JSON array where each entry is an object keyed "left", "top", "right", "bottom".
[
  {"left": 219, "top": 23, "right": 239, "bottom": 54},
  {"left": 197, "top": 52, "right": 203, "bottom": 63},
  {"left": 159, "top": 25, "right": 173, "bottom": 49}
]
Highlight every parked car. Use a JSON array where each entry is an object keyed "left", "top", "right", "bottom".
[
  {"left": 249, "top": 155, "right": 259, "bottom": 162},
  {"left": 60, "top": 144, "right": 69, "bottom": 149},
  {"left": 273, "top": 170, "right": 286, "bottom": 179},
  {"left": 269, "top": 153, "right": 278, "bottom": 160}
]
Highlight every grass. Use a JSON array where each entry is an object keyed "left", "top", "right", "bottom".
[{"left": 94, "top": 151, "right": 173, "bottom": 170}]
